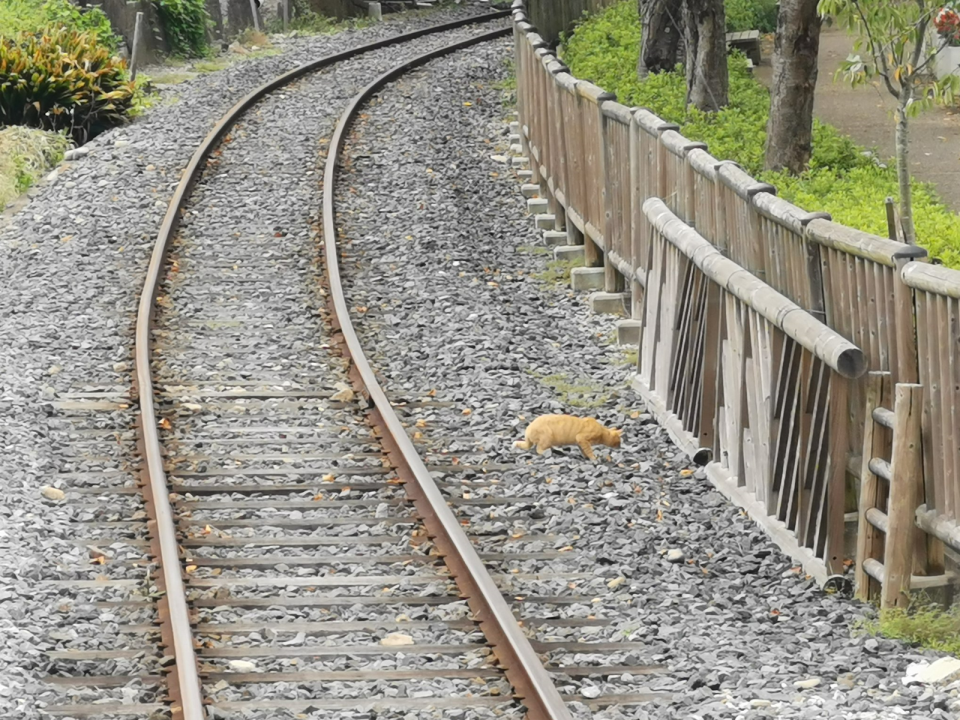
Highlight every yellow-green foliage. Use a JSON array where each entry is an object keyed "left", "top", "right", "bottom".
[
  {"left": 0, "top": 125, "right": 68, "bottom": 210},
  {"left": 561, "top": 0, "right": 960, "bottom": 267},
  {"left": 860, "top": 601, "right": 960, "bottom": 656},
  {"left": 0, "top": 0, "right": 118, "bottom": 48},
  {"left": 0, "top": 27, "right": 135, "bottom": 143}
]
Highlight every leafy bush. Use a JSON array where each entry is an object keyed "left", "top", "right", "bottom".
[
  {"left": 0, "top": 125, "right": 68, "bottom": 210},
  {"left": 561, "top": 0, "right": 960, "bottom": 267},
  {"left": 725, "top": 0, "right": 778, "bottom": 33},
  {"left": 154, "top": 0, "right": 210, "bottom": 57},
  {"left": 0, "top": 28, "right": 135, "bottom": 143},
  {"left": 0, "top": 0, "right": 119, "bottom": 49}
]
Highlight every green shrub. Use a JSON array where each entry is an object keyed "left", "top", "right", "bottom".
[
  {"left": 0, "top": 0, "right": 119, "bottom": 49},
  {"left": 153, "top": 0, "right": 210, "bottom": 57},
  {"left": 725, "top": 0, "right": 778, "bottom": 33},
  {"left": 561, "top": 0, "right": 960, "bottom": 267},
  {"left": 0, "top": 28, "right": 135, "bottom": 143}
]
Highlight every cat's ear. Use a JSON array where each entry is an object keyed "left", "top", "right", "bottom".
[{"left": 614, "top": 428, "right": 622, "bottom": 436}]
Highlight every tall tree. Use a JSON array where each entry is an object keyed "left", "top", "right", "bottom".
[
  {"left": 765, "top": 0, "right": 823, "bottom": 174},
  {"left": 818, "top": 0, "right": 960, "bottom": 244},
  {"left": 682, "top": 0, "right": 729, "bottom": 111},
  {"left": 638, "top": 0, "right": 684, "bottom": 78}
]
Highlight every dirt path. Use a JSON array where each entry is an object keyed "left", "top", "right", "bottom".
[{"left": 755, "top": 25, "right": 960, "bottom": 213}]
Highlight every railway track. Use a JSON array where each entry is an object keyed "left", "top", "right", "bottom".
[
  {"left": 34, "top": 11, "right": 601, "bottom": 720},
  {"left": 329, "top": 43, "right": 682, "bottom": 713}
]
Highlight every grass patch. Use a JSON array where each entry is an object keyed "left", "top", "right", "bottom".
[
  {"left": 859, "top": 598, "right": 960, "bottom": 656},
  {"left": 533, "top": 258, "right": 580, "bottom": 285},
  {"left": 516, "top": 244, "right": 553, "bottom": 255},
  {"left": 193, "top": 58, "right": 231, "bottom": 73},
  {"left": 615, "top": 347, "right": 639, "bottom": 366},
  {"left": 0, "top": 126, "right": 69, "bottom": 211},
  {"left": 495, "top": 57, "right": 518, "bottom": 108},
  {"left": 149, "top": 71, "right": 197, "bottom": 85},
  {"left": 237, "top": 28, "right": 270, "bottom": 46},
  {"left": 530, "top": 370, "right": 611, "bottom": 408},
  {"left": 561, "top": 0, "right": 960, "bottom": 268}
]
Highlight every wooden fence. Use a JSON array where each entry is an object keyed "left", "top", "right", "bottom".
[
  {"left": 519, "top": 0, "right": 618, "bottom": 44},
  {"left": 512, "top": 0, "right": 960, "bottom": 594}
]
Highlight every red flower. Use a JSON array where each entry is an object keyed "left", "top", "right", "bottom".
[{"left": 935, "top": 7, "right": 960, "bottom": 41}]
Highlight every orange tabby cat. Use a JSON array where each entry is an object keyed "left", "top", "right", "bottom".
[{"left": 514, "top": 414, "right": 622, "bottom": 461}]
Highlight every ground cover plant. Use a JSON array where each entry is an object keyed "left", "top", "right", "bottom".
[
  {"left": 561, "top": 0, "right": 960, "bottom": 267},
  {"left": 860, "top": 597, "right": 960, "bottom": 656},
  {"left": 0, "top": 125, "right": 68, "bottom": 210},
  {"left": 0, "top": 27, "right": 135, "bottom": 144},
  {"left": 0, "top": 0, "right": 136, "bottom": 201},
  {"left": 0, "top": 0, "right": 118, "bottom": 48}
]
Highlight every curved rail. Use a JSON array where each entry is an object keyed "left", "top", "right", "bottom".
[
  {"left": 320, "top": 28, "right": 574, "bottom": 720},
  {"left": 133, "top": 13, "right": 508, "bottom": 720}
]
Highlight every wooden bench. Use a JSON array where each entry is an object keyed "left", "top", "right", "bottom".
[{"left": 726, "top": 30, "right": 762, "bottom": 66}]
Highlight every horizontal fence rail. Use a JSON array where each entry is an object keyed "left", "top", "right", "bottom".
[{"left": 512, "top": 0, "right": 960, "bottom": 587}]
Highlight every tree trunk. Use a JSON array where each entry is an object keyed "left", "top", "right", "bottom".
[
  {"left": 896, "top": 90, "right": 917, "bottom": 244},
  {"left": 638, "top": 0, "right": 683, "bottom": 78},
  {"left": 764, "top": 0, "right": 822, "bottom": 174},
  {"left": 682, "top": 0, "right": 728, "bottom": 112}
]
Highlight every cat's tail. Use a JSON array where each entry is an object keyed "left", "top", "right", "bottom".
[{"left": 514, "top": 440, "right": 533, "bottom": 450}]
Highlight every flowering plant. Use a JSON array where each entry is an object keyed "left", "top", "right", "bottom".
[{"left": 935, "top": 7, "right": 960, "bottom": 46}]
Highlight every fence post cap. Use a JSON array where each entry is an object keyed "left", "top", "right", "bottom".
[
  {"left": 713, "top": 159, "right": 743, "bottom": 172},
  {"left": 747, "top": 182, "right": 777, "bottom": 198},
  {"left": 800, "top": 211, "right": 832, "bottom": 226},
  {"left": 682, "top": 140, "right": 708, "bottom": 156},
  {"left": 892, "top": 245, "right": 929, "bottom": 261}
]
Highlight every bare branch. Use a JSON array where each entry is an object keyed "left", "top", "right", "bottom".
[
  {"left": 915, "top": 35, "right": 947, "bottom": 74},
  {"left": 909, "top": 0, "right": 930, "bottom": 71},
  {"left": 851, "top": 0, "right": 900, "bottom": 98}
]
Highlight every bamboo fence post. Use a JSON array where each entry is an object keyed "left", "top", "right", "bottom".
[
  {"left": 855, "top": 371, "right": 889, "bottom": 601},
  {"left": 825, "top": 376, "right": 850, "bottom": 574},
  {"left": 882, "top": 383, "right": 924, "bottom": 608}
]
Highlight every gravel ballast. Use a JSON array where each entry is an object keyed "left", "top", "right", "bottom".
[
  {"left": 0, "top": 8, "right": 508, "bottom": 717},
  {"left": 334, "top": 37, "right": 960, "bottom": 720}
]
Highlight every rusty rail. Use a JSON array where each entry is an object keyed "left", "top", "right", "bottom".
[
  {"left": 320, "top": 28, "right": 575, "bottom": 720},
  {"left": 133, "top": 12, "right": 510, "bottom": 720}
]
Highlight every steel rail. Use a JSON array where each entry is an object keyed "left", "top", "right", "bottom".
[
  {"left": 321, "top": 27, "right": 575, "bottom": 720},
  {"left": 133, "top": 12, "right": 509, "bottom": 720}
]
